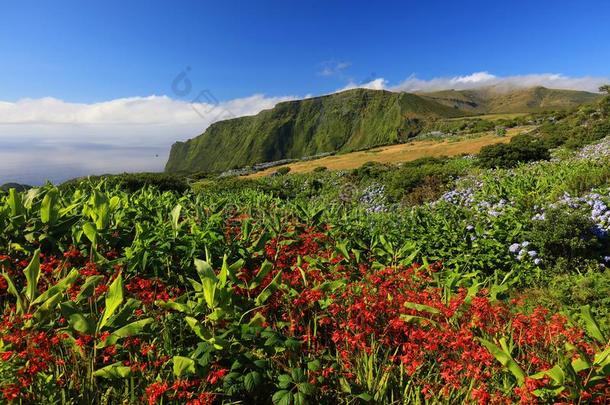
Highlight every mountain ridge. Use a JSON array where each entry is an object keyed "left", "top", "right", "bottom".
[{"left": 165, "top": 86, "right": 601, "bottom": 174}]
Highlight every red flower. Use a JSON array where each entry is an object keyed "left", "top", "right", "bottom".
[{"left": 206, "top": 368, "right": 228, "bottom": 385}]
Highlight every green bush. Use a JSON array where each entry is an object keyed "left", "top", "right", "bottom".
[
  {"left": 61, "top": 173, "right": 189, "bottom": 193},
  {"left": 350, "top": 161, "right": 391, "bottom": 181},
  {"left": 478, "top": 135, "right": 550, "bottom": 169},
  {"left": 275, "top": 167, "right": 291, "bottom": 176},
  {"left": 527, "top": 208, "right": 603, "bottom": 271},
  {"left": 386, "top": 157, "right": 460, "bottom": 202}
]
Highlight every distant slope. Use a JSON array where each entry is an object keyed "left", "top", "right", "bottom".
[
  {"left": 165, "top": 89, "right": 464, "bottom": 173},
  {"left": 246, "top": 126, "right": 532, "bottom": 178},
  {"left": 420, "top": 86, "right": 601, "bottom": 114}
]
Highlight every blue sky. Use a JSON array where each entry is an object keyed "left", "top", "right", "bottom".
[
  {"left": 2, "top": 0, "right": 610, "bottom": 102},
  {"left": 0, "top": 0, "right": 609, "bottom": 184}
]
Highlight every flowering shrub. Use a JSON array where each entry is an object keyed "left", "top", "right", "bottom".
[{"left": 0, "top": 177, "right": 610, "bottom": 403}]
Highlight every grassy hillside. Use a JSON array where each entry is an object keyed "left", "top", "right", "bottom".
[
  {"left": 421, "top": 86, "right": 601, "bottom": 114},
  {"left": 166, "top": 87, "right": 601, "bottom": 174},
  {"left": 246, "top": 126, "right": 533, "bottom": 177},
  {"left": 165, "top": 89, "right": 465, "bottom": 173}
]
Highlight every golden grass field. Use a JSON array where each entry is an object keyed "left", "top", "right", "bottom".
[{"left": 246, "top": 126, "right": 534, "bottom": 178}]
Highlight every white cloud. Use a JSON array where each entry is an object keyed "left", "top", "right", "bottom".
[
  {"left": 337, "top": 71, "right": 608, "bottom": 93},
  {"left": 339, "top": 78, "right": 389, "bottom": 92},
  {"left": 2, "top": 70, "right": 608, "bottom": 185},
  {"left": 0, "top": 93, "right": 295, "bottom": 184}
]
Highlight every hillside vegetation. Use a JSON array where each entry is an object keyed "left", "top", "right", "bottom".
[
  {"left": 2, "top": 97, "right": 610, "bottom": 403},
  {"left": 165, "top": 89, "right": 464, "bottom": 174},
  {"left": 247, "top": 127, "right": 532, "bottom": 177},
  {"left": 166, "top": 87, "right": 600, "bottom": 175},
  {"left": 420, "top": 86, "right": 601, "bottom": 114}
]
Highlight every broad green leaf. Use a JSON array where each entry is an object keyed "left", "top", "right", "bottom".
[
  {"left": 403, "top": 301, "right": 440, "bottom": 314},
  {"left": 41, "top": 189, "right": 59, "bottom": 225},
  {"left": 171, "top": 204, "right": 182, "bottom": 233},
  {"left": 31, "top": 269, "right": 79, "bottom": 306},
  {"left": 98, "top": 274, "right": 124, "bottom": 332},
  {"left": 399, "top": 314, "right": 439, "bottom": 327},
  {"left": 23, "top": 249, "right": 41, "bottom": 303},
  {"left": 593, "top": 346, "right": 610, "bottom": 368},
  {"left": 195, "top": 258, "right": 217, "bottom": 283},
  {"left": 82, "top": 222, "right": 97, "bottom": 246},
  {"left": 97, "top": 318, "right": 153, "bottom": 348},
  {"left": 60, "top": 302, "right": 96, "bottom": 335},
  {"left": 75, "top": 275, "right": 105, "bottom": 302},
  {"left": 201, "top": 278, "right": 216, "bottom": 309},
  {"left": 272, "top": 390, "right": 293, "bottom": 405},
  {"left": 2, "top": 272, "right": 24, "bottom": 314},
  {"left": 7, "top": 189, "right": 24, "bottom": 218},
  {"left": 105, "top": 298, "right": 141, "bottom": 328},
  {"left": 244, "top": 371, "right": 262, "bottom": 392},
  {"left": 480, "top": 337, "right": 525, "bottom": 386},
  {"left": 255, "top": 270, "right": 282, "bottom": 305},
  {"left": 155, "top": 300, "right": 191, "bottom": 314},
  {"left": 185, "top": 316, "right": 212, "bottom": 341},
  {"left": 218, "top": 254, "right": 229, "bottom": 288},
  {"left": 172, "top": 356, "right": 196, "bottom": 377},
  {"left": 249, "top": 260, "right": 273, "bottom": 290},
  {"left": 32, "top": 291, "right": 64, "bottom": 322},
  {"left": 93, "top": 362, "right": 132, "bottom": 379},
  {"left": 581, "top": 305, "right": 606, "bottom": 343},
  {"left": 277, "top": 374, "right": 293, "bottom": 389},
  {"left": 92, "top": 191, "right": 110, "bottom": 230}
]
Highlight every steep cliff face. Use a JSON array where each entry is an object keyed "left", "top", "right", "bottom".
[
  {"left": 165, "top": 87, "right": 602, "bottom": 174},
  {"left": 165, "top": 89, "right": 464, "bottom": 173}
]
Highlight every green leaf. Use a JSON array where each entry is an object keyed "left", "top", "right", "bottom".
[
  {"left": 255, "top": 270, "right": 282, "bottom": 305},
  {"left": 185, "top": 316, "right": 212, "bottom": 341},
  {"left": 31, "top": 269, "right": 79, "bottom": 306},
  {"left": 277, "top": 374, "right": 293, "bottom": 389},
  {"left": 170, "top": 204, "right": 182, "bottom": 233},
  {"left": 218, "top": 254, "right": 229, "bottom": 288},
  {"left": 399, "top": 314, "right": 439, "bottom": 327},
  {"left": 293, "top": 392, "right": 307, "bottom": 405},
  {"left": 31, "top": 291, "right": 63, "bottom": 322},
  {"left": 92, "top": 191, "right": 110, "bottom": 230},
  {"left": 356, "top": 392, "right": 374, "bottom": 402},
  {"left": 82, "top": 222, "right": 97, "bottom": 246},
  {"left": 298, "top": 382, "right": 315, "bottom": 395},
  {"left": 105, "top": 298, "right": 141, "bottom": 328},
  {"left": 75, "top": 275, "right": 105, "bottom": 302},
  {"left": 155, "top": 300, "right": 191, "bottom": 314},
  {"left": 201, "top": 277, "right": 217, "bottom": 309},
  {"left": 403, "top": 301, "right": 440, "bottom": 314},
  {"left": 195, "top": 259, "right": 217, "bottom": 283},
  {"left": 244, "top": 371, "right": 262, "bottom": 392},
  {"left": 41, "top": 189, "right": 58, "bottom": 225},
  {"left": 23, "top": 249, "right": 41, "bottom": 303},
  {"left": 173, "top": 356, "right": 196, "bottom": 377},
  {"left": 2, "top": 272, "right": 24, "bottom": 314},
  {"left": 97, "top": 318, "right": 153, "bottom": 348},
  {"left": 61, "top": 302, "right": 96, "bottom": 334},
  {"left": 480, "top": 337, "right": 525, "bottom": 386},
  {"left": 7, "top": 188, "right": 24, "bottom": 218},
  {"left": 97, "top": 274, "right": 124, "bottom": 332},
  {"left": 249, "top": 260, "right": 273, "bottom": 289},
  {"left": 581, "top": 305, "right": 606, "bottom": 344},
  {"left": 93, "top": 362, "right": 132, "bottom": 379},
  {"left": 272, "top": 390, "right": 293, "bottom": 405},
  {"left": 307, "top": 360, "right": 321, "bottom": 372}
]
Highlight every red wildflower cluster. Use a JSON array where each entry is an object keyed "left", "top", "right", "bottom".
[
  {"left": 126, "top": 277, "right": 182, "bottom": 305},
  {"left": 144, "top": 379, "right": 215, "bottom": 405}
]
